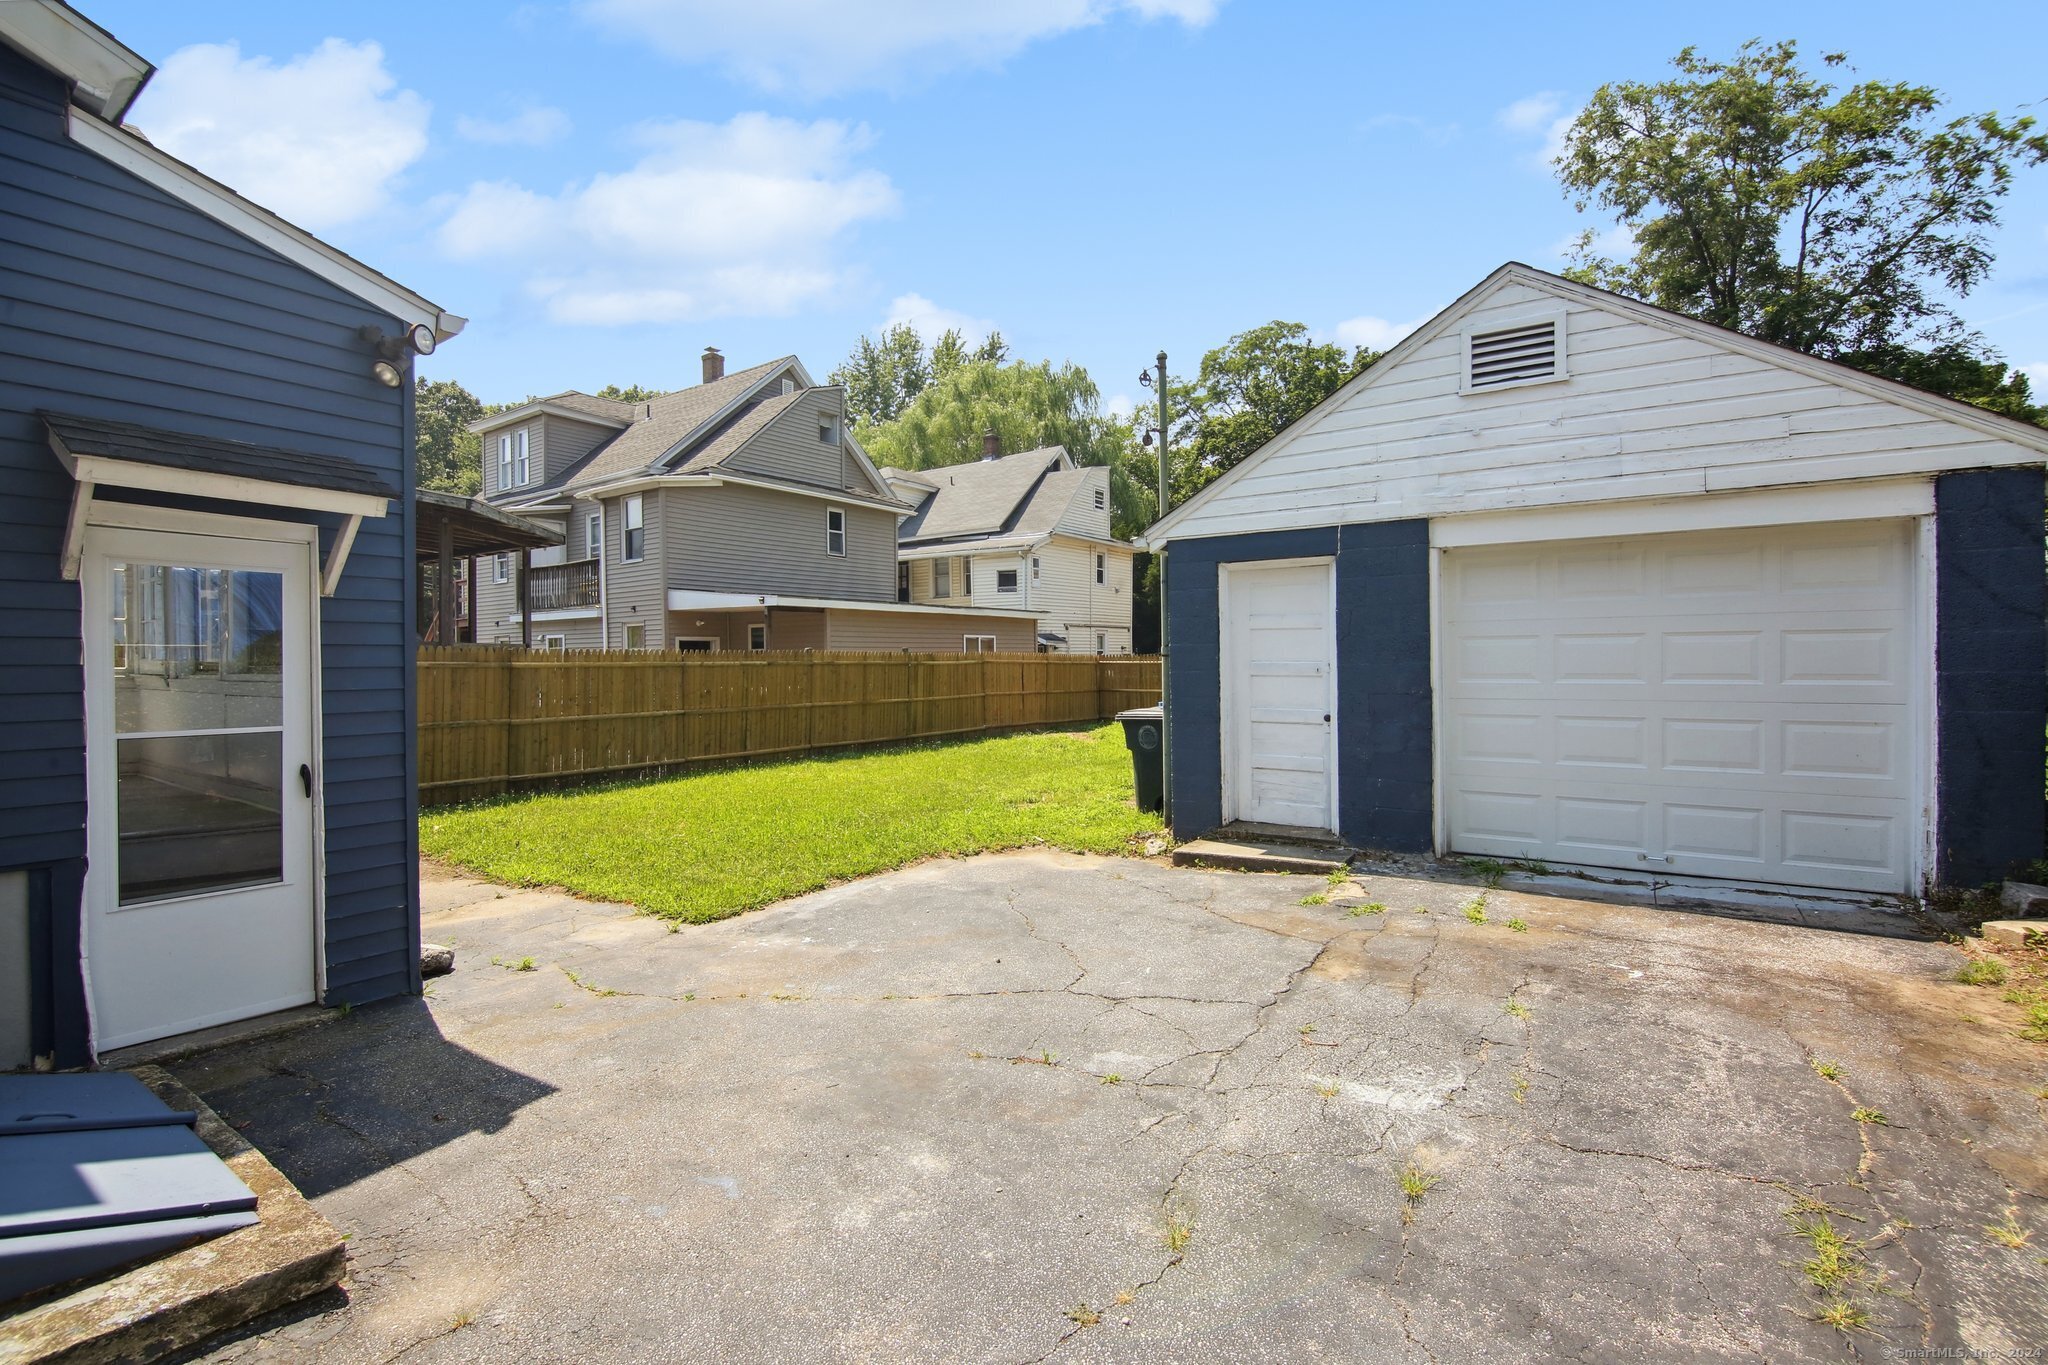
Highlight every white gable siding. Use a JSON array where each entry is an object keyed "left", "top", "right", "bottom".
[
  {"left": 1158, "top": 277, "right": 2044, "bottom": 543},
  {"left": 1054, "top": 467, "right": 1114, "bottom": 539}
]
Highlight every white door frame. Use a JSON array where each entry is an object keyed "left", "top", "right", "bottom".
[
  {"left": 78, "top": 503, "right": 326, "bottom": 1052},
  {"left": 1217, "top": 556, "right": 1339, "bottom": 831}
]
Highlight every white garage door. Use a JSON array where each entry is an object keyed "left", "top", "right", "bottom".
[
  {"left": 1224, "top": 560, "right": 1337, "bottom": 832},
  {"left": 1439, "top": 520, "right": 1917, "bottom": 894}
]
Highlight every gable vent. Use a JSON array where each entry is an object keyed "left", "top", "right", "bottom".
[{"left": 1466, "top": 320, "right": 1560, "bottom": 390}]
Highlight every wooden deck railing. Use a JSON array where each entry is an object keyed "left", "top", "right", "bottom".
[{"left": 417, "top": 647, "right": 1163, "bottom": 804}]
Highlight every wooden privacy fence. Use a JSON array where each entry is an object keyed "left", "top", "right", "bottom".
[{"left": 418, "top": 647, "right": 1164, "bottom": 804}]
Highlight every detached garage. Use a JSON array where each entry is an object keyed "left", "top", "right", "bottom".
[{"left": 1144, "top": 264, "right": 2047, "bottom": 895}]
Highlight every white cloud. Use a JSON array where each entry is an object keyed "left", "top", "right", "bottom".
[
  {"left": 456, "top": 105, "right": 571, "bottom": 147},
  {"left": 137, "top": 39, "right": 429, "bottom": 230},
  {"left": 1329, "top": 314, "right": 1430, "bottom": 352},
  {"left": 436, "top": 113, "right": 897, "bottom": 325},
  {"left": 882, "top": 292, "right": 997, "bottom": 344},
  {"left": 1104, "top": 392, "right": 1136, "bottom": 418},
  {"left": 578, "top": 0, "right": 1222, "bottom": 95},
  {"left": 2021, "top": 362, "right": 2048, "bottom": 393},
  {"left": 1498, "top": 90, "right": 1575, "bottom": 170}
]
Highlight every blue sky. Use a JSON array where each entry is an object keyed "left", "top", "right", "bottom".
[{"left": 87, "top": 1, "right": 2048, "bottom": 415}]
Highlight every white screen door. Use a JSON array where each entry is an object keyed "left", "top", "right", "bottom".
[{"left": 82, "top": 525, "right": 318, "bottom": 1050}]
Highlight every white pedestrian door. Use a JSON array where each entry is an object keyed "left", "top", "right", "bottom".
[
  {"left": 1224, "top": 560, "right": 1337, "bottom": 831},
  {"left": 82, "top": 526, "right": 318, "bottom": 1050}
]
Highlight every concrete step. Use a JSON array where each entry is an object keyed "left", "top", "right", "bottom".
[{"left": 1171, "top": 837, "right": 1352, "bottom": 876}]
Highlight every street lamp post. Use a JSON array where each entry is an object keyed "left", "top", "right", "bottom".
[{"left": 1139, "top": 353, "right": 1171, "bottom": 824}]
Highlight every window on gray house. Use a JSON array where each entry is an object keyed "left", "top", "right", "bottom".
[
  {"left": 819, "top": 416, "right": 839, "bottom": 444},
  {"left": 826, "top": 507, "right": 846, "bottom": 556},
  {"left": 623, "top": 495, "right": 644, "bottom": 562},
  {"left": 493, "top": 553, "right": 509, "bottom": 584},
  {"left": 585, "top": 511, "right": 601, "bottom": 560}
]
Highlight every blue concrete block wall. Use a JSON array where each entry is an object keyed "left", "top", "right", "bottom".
[
  {"left": 1934, "top": 468, "right": 2047, "bottom": 886},
  {"left": 1164, "top": 520, "right": 1433, "bottom": 851}
]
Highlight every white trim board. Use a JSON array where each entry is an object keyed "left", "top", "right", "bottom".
[
  {"left": 0, "top": 1, "right": 151, "bottom": 120},
  {"left": 66, "top": 111, "right": 464, "bottom": 341},
  {"left": 1429, "top": 478, "right": 1934, "bottom": 548}
]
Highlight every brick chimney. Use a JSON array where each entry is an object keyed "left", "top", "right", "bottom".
[
  {"left": 701, "top": 346, "right": 724, "bottom": 384},
  {"left": 981, "top": 429, "right": 1000, "bottom": 460}
]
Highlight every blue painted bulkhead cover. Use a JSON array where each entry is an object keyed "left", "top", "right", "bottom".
[{"left": 0, "top": 1074, "right": 259, "bottom": 1303}]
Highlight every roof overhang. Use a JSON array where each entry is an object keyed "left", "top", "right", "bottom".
[
  {"left": 45, "top": 414, "right": 393, "bottom": 596},
  {"left": 666, "top": 589, "right": 1042, "bottom": 621},
  {"left": 64, "top": 112, "right": 464, "bottom": 344},
  {"left": 415, "top": 489, "right": 564, "bottom": 559},
  {"left": 574, "top": 469, "right": 909, "bottom": 515},
  {"left": 897, "top": 536, "right": 1047, "bottom": 560},
  {"left": 0, "top": 1, "right": 151, "bottom": 121}
]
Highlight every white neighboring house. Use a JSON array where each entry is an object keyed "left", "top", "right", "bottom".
[{"left": 882, "top": 442, "right": 1136, "bottom": 654}]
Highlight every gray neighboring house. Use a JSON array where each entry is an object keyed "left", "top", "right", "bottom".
[
  {"left": 882, "top": 442, "right": 1137, "bottom": 654},
  {"left": 468, "top": 350, "right": 1038, "bottom": 652}
]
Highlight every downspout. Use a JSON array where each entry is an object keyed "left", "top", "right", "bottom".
[{"left": 595, "top": 500, "right": 608, "bottom": 648}]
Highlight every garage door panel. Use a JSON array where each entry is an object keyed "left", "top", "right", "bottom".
[{"left": 1441, "top": 521, "right": 1916, "bottom": 893}]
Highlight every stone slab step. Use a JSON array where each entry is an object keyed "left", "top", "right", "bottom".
[{"left": 1171, "top": 838, "right": 1352, "bottom": 876}]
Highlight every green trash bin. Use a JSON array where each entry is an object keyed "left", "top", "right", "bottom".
[{"left": 1116, "top": 705, "right": 1164, "bottom": 813}]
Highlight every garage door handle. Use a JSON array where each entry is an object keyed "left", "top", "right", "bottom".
[{"left": 299, "top": 764, "right": 313, "bottom": 798}]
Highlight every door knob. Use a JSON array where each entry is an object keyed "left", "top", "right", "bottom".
[{"left": 299, "top": 764, "right": 313, "bottom": 798}]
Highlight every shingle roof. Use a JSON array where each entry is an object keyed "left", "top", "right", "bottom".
[
  {"left": 509, "top": 357, "right": 794, "bottom": 499},
  {"left": 1006, "top": 467, "right": 1091, "bottom": 538},
  {"left": 671, "top": 390, "right": 803, "bottom": 475},
  {"left": 896, "top": 447, "right": 1070, "bottom": 542},
  {"left": 545, "top": 392, "right": 639, "bottom": 422}
]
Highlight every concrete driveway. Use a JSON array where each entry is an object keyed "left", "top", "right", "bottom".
[{"left": 179, "top": 853, "right": 2046, "bottom": 1362}]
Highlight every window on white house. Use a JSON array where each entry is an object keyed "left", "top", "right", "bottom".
[
  {"left": 1095, "top": 553, "right": 1106, "bottom": 585},
  {"left": 623, "top": 622, "right": 645, "bottom": 650},
  {"left": 825, "top": 506, "right": 846, "bottom": 556},
  {"left": 964, "top": 635, "right": 997, "bottom": 654},
  {"left": 496, "top": 434, "right": 513, "bottom": 491},
  {"left": 1031, "top": 556, "right": 1041, "bottom": 583},
  {"left": 962, "top": 558, "right": 972, "bottom": 595},
  {"left": 1096, "top": 633, "right": 1106, "bottom": 653},
  {"left": 493, "top": 553, "right": 509, "bottom": 584},
  {"left": 585, "top": 511, "right": 601, "bottom": 561},
  {"left": 1093, "top": 488, "right": 1105, "bottom": 510},
  {"left": 819, "top": 416, "right": 839, "bottom": 444},
  {"left": 996, "top": 569, "right": 1018, "bottom": 593},
  {"left": 934, "top": 557, "right": 951, "bottom": 597},
  {"left": 748, "top": 623, "right": 767, "bottom": 651},
  {"left": 622, "top": 495, "right": 644, "bottom": 562},
  {"left": 542, "top": 634, "right": 566, "bottom": 652},
  {"left": 514, "top": 427, "right": 530, "bottom": 485}
]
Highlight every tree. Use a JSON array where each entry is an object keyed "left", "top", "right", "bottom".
[
  {"left": 1164, "top": 322, "right": 1378, "bottom": 502},
  {"left": 1559, "top": 40, "right": 2048, "bottom": 420},
  {"left": 415, "top": 377, "right": 483, "bottom": 495},
  {"left": 597, "top": 383, "right": 663, "bottom": 403},
  {"left": 830, "top": 322, "right": 932, "bottom": 426}
]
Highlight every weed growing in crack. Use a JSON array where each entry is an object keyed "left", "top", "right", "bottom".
[
  {"left": 1347, "top": 901, "right": 1387, "bottom": 917},
  {"left": 1986, "top": 1208, "right": 2032, "bottom": 1251},
  {"left": 1064, "top": 1304, "right": 1101, "bottom": 1327},
  {"left": 1504, "top": 996, "right": 1531, "bottom": 1020},
  {"left": 1113, "top": 1288, "right": 1136, "bottom": 1307},
  {"left": 1325, "top": 867, "right": 1349, "bottom": 886},
  {"left": 1814, "top": 1299, "right": 1870, "bottom": 1332},
  {"left": 768, "top": 992, "right": 806, "bottom": 1002},
  {"left": 1101, "top": 1073, "right": 1123, "bottom": 1086},
  {"left": 559, "top": 967, "right": 620, "bottom": 998},
  {"left": 1507, "top": 917, "right": 1529, "bottom": 932},
  {"left": 1811, "top": 1058, "right": 1844, "bottom": 1081},
  {"left": 1164, "top": 1211, "right": 1195, "bottom": 1254},
  {"left": 1850, "top": 1107, "right": 1889, "bottom": 1126},
  {"left": 1398, "top": 1162, "right": 1438, "bottom": 1225},
  {"left": 1298, "top": 1023, "right": 1316, "bottom": 1035},
  {"left": 1785, "top": 1202, "right": 1886, "bottom": 1331},
  {"left": 1520, "top": 860, "right": 1552, "bottom": 876},
  {"left": 1313, "top": 1077, "right": 1341, "bottom": 1098},
  {"left": 491, "top": 955, "right": 537, "bottom": 973},
  {"left": 1462, "top": 896, "right": 1489, "bottom": 924},
  {"left": 682, "top": 991, "right": 696, "bottom": 1002},
  {"left": 450, "top": 1310, "right": 476, "bottom": 1330},
  {"left": 1298, "top": 892, "right": 1329, "bottom": 907},
  {"left": 1511, "top": 1073, "right": 1529, "bottom": 1104},
  {"left": 1464, "top": 857, "right": 1509, "bottom": 889},
  {"left": 1955, "top": 958, "right": 2007, "bottom": 986}
]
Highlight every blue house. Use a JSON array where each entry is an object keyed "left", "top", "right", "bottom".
[
  {"left": 1141, "top": 264, "right": 2047, "bottom": 897},
  {"left": 0, "top": 3, "right": 463, "bottom": 1067}
]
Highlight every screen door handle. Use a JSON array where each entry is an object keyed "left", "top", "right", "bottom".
[{"left": 299, "top": 764, "right": 313, "bottom": 798}]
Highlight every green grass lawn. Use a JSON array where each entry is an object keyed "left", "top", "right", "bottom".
[{"left": 419, "top": 723, "right": 1164, "bottom": 922}]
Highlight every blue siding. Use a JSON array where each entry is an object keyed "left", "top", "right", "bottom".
[
  {"left": 0, "top": 44, "right": 421, "bottom": 1055},
  {"left": 1164, "top": 521, "right": 1434, "bottom": 851},
  {"left": 1934, "top": 470, "right": 2047, "bottom": 885}
]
